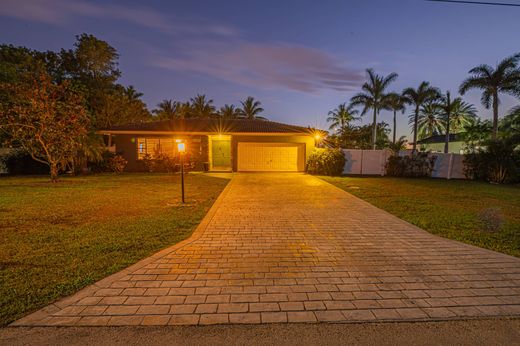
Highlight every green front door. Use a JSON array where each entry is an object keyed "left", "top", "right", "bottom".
[{"left": 211, "top": 139, "right": 231, "bottom": 169}]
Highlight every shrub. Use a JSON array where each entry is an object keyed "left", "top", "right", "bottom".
[
  {"left": 386, "top": 152, "right": 436, "bottom": 178},
  {"left": 306, "top": 148, "right": 346, "bottom": 176},
  {"left": 463, "top": 138, "right": 520, "bottom": 184},
  {"left": 142, "top": 153, "right": 177, "bottom": 173},
  {"left": 108, "top": 155, "right": 127, "bottom": 174}
]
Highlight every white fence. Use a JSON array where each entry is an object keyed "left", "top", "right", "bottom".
[{"left": 342, "top": 149, "right": 466, "bottom": 179}]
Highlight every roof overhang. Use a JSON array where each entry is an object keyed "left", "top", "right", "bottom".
[{"left": 97, "top": 130, "right": 314, "bottom": 137}]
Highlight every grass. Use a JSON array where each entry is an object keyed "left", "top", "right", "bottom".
[
  {"left": 0, "top": 173, "right": 229, "bottom": 326},
  {"left": 321, "top": 176, "right": 520, "bottom": 258}
]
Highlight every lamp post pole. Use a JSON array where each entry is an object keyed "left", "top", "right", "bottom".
[{"left": 180, "top": 152, "right": 185, "bottom": 203}]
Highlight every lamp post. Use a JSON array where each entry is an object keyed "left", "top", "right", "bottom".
[{"left": 177, "top": 141, "right": 186, "bottom": 203}]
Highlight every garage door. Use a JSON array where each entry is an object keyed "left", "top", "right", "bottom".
[{"left": 237, "top": 143, "right": 302, "bottom": 172}]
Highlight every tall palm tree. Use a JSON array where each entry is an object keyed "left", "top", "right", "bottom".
[
  {"left": 350, "top": 69, "right": 398, "bottom": 149},
  {"left": 326, "top": 103, "right": 359, "bottom": 148},
  {"left": 459, "top": 53, "right": 520, "bottom": 138},
  {"left": 447, "top": 98, "right": 477, "bottom": 132},
  {"left": 190, "top": 94, "right": 215, "bottom": 118},
  {"left": 153, "top": 99, "right": 178, "bottom": 120},
  {"left": 403, "top": 82, "right": 440, "bottom": 152},
  {"left": 124, "top": 85, "right": 143, "bottom": 101},
  {"left": 238, "top": 96, "right": 264, "bottom": 120},
  {"left": 415, "top": 102, "right": 445, "bottom": 139},
  {"left": 385, "top": 92, "right": 407, "bottom": 143},
  {"left": 219, "top": 104, "right": 240, "bottom": 119}
]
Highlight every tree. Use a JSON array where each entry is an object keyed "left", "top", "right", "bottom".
[
  {"left": 238, "top": 96, "right": 264, "bottom": 120},
  {"left": 326, "top": 103, "right": 359, "bottom": 147},
  {"left": 387, "top": 136, "right": 408, "bottom": 154},
  {"left": 190, "top": 94, "right": 215, "bottom": 118},
  {"left": 459, "top": 53, "right": 520, "bottom": 138},
  {"left": 124, "top": 85, "right": 143, "bottom": 101},
  {"left": 415, "top": 102, "right": 444, "bottom": 139},
  {"left": 343, "top": 122, "right": 390, "bottom": 149},
  {"left": 219, "top": 104, "right": 241, "bottom": 119},
  {"left": 350, "top": 69, "right": 398, "bottom": 149},
  {"left": 385, "top": 93, "right": 407, "bottom": 143},
  {"left": 0, "top": 72, "right": 89, "bottom": 181},
  {"left": 446, "top": 98, "right": 477, "bottom": 132},
  {"left": 403, "top": 81, "right": 440, "bottom": 152},
  {"left": 153, "top": 99, "right": 179, "bottom": 120},
  {"left": 463, "top": 119, "right": 492, "bottom": 151}
]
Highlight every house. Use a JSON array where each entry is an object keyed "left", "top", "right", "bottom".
[
  {"left": 99, "top": 118, "right": 318, "bottom": 172},
  {"left": 417, "top": 133, "right": 466, "bottom": 154}
]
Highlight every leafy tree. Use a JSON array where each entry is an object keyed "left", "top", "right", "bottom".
[
  {"left": 238, "top": 96, "right": 264, "bottom": 120},
  {"left": 0, "top": 72, "right": 89, "bottom": 181},
  {"left": 385, "top": 93, "right": 407, "bottom": 143},
  {"left": 350, "top": 69, "right": 398, "bottom": 149},
  {"left": 500, "top": 105, "right": 520, "bottom": 142},
  {"left": 415, "top": 102, "right": 444, "bottom": 139},
  {"left": 343, "top": 122, "right": 390, "bottom": 149},
  {"left": 445, "top": 98, "right": 477, "bottom": 132},
  {"left": 219, "top": 104, "right": 241, "bottom": 119},
  {"left": 190, "top": 94, "right": 215, "bottom": 118},
  {"left": 153, "top": 99, "right": 179, "bottom": 120},
  {"left": 326, "top": 103, "right": 359, "bottom": 147},
  {"left": 387, "top": 135, "right": 408, "bottom": 154},
  {"left": 124, "top": 85, "right": 143, "bottom": 101},
  {"left": 403, "top": 81, "right": 440, "bottom": 152},
  {"left": 463, "top": 119, "right": 492, "bottom": 151},
  {"left": 459, "top": 53, "right": 520, "bottom": 138}
]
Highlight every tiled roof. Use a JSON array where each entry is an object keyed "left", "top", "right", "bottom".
[{"left": 103, "top": 118, "right": 313, "bottom": 134}]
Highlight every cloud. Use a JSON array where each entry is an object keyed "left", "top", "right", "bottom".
[
  {"left": 153, "top": 42, "right": 363, "bottom": 93},
  {"left": 0, "top": 0, "right": 238, "bottom": 37}
]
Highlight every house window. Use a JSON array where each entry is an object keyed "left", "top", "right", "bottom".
[{"left": 137, "top": 138, "right": 176, "bottom": 159}]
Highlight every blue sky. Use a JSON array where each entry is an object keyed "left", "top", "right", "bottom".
[{"left": 1, "top": 0, "right": 519, "bottom": 139}]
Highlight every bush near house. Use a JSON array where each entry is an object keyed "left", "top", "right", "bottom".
[
  {"left": 464, "top": 138, "right": 520, "bottom": 184},
  {"left": 386, "top": 152, "right": 436, "bottom": 177},
  {"left": 306, "top": 148, "right": 346, "bottom": 176}
]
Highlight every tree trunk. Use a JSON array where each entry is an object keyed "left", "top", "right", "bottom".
[
  {"left": 492, "top": 91, "right": 499, "bottom": 139},
  {"left": 393, "top": 110, "right": 397, "bottom": 144},
  {"left": 412, "top": 106, "right": 419, "bottom": 153},
  {"left": 444, "top": 92, "right": 451, "bottom": 154},
  {"left": 50, "top": 163, "right": 59, "bottom": 183},
  {"left": 372, "top": 107, "right": 377, "bottom": 150}
]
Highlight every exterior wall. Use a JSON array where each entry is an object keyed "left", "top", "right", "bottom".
[
  {"left": 419, "top": 141, "right": 465, "bottom": 154},
  {"left": 231, "top": 135, "right": 315, "bottom": 172},
  {"left": 113, "top": 134, "right": 209, "bottom": 172}
]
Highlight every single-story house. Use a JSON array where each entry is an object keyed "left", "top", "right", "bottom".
[
  {"left": 99, "top": 118, "right": 318, "bottom": 172},
  {"left": 417, "top": 133, "right": 466, "bottom": 154}
]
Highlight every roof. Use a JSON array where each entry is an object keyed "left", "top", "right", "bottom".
[
  {"left": 100, "top": 118, "right": 314, "bottom": 135},
  {"left": 417, "top": 133, "right": 465, "bottom": 144}
]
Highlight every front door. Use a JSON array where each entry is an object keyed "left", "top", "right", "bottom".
[{"left": 211, "top": 138, "right": 231, "bottom": 170}]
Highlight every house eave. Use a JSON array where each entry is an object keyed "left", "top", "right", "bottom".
[{"left": 97, "top": 130, "right": 313, "bottom": 137}]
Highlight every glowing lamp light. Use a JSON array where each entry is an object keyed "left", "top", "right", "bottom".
[
  {"left": 314, "top": 134, "right": 321, "bottom": 141},
  {"left": 177, "top": 142, "right": 186, "bottom": 153}
]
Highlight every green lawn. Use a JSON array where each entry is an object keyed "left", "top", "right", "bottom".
[
  {"left": 0, "top": 173, "right": 229, "bottom": 326},
  {"left": 322, "top": 176, "right": 520, "bottom": 258}
]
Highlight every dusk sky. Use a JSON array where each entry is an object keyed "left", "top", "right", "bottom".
[{"left": 1, "top": 0, "right": 519, "bottom": 139}]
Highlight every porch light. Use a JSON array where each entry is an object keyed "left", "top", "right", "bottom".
[{"left": 177, "top": 142, "right": 186, "bottom": 153}]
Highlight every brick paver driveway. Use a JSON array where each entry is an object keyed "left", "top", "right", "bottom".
[{"left": 14, "top": 174, "right": 520, "bottom": 326}]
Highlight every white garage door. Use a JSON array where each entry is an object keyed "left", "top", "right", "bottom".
[{"left": 237, "top": 143, "right": 301, "bottom": 172}]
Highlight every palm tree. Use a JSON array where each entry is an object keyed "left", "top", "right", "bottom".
[
  {"left": 238, "top": 96, "right": 264, "bottom": 120},
  {"left": 219, "top": 104, "right": 240, "bottom": 119},
  {"left": 385, "top": 93, "right": 407, "bottom": 143},
  {"left": 447, "top": 98, "right": 477, "bottom": 132},
  {"left": 190, "top": 94, "right": 215, "bottom": 118},
  {"left": 463, "top": 119, "right": 492, "bottom": 151},
  {"left": 387, "top": 135, "right": 408, "bottom": 154},
  {"left": 124, "top": 85, "right": 143, "bottom": 101},
  {"left": 403, "top": 82, "right": 440, "bottom": 152},
  {"left": 350, "top": 69, "right": 398, "bottom": 149},
  {"left": 327, "top": 103, "right": 359, "bottom": 147},
  {"left": 459, "top": 53, "right": 520, "bottom": 138},
  {"left": 153, "top": 99, "right": 178, "bottom": 120},
  {"left": 415, "top": 102, "right": 444, "bottom": 139}
]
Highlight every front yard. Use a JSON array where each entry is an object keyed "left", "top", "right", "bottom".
[
  {"left": 322, "top": 176, "right": 520, "bottom": 258},
  {"left": 0, "top": 173, "right": 229, "bottom": 326}
]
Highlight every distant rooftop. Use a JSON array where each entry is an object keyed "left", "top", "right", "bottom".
[{"left": 417, "top": 133, "right": 465, "bottom": 144}]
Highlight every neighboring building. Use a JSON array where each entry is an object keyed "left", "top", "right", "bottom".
[
  {"left": 99, "top": 118, "right": 317, "bottom": 172},
  {"left": 417, "top": 133, "right": 466, "bottom": 154}
]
